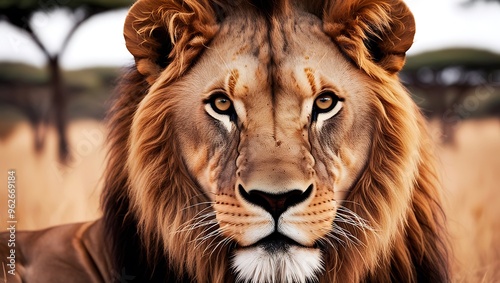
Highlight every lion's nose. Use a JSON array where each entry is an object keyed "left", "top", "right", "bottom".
[{"left": 238, "top": 184, "right": 313, "bottom": 219}]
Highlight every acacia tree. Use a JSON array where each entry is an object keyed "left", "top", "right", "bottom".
[
  {"left": 0, "top": 0, "right": 132, "bottom": 162},
  {"left": 401, "top": 48, "right": 500, "bottom": 143}
]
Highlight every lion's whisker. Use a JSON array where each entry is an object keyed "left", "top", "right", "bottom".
[
  {"left": 193, "top": 226, "right": 225, "bottom": 247},
  {"left": 181, "top": 201, "right": 215, "bottom": 211},
  {"left": 207, "top": 236, "right": 234, "bottom": 259},
  {"left": 313, "top": 230, "right": 339, "bottom": 251},
  {"left": 331, "top": 224, "right": 364, "bottom": 247},
  {"left": 181, "top": 211, "right": 215, "bottom": 224},
  {"left": 336, "top": 206, "right": 374, "bottom": 231},
  {"left": 175, "top": 219, "right": 218, "bottom": 233},
  {"left": 329, "top": 225, "right": 350, "bottom": 248},
  {"left": 196, "top": 226, "right": 234, "bottom": 256},
  {"left": 175, "top": 212, "right": 217, "bottom": 233}
]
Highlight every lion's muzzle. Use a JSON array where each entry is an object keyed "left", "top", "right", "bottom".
[{"left": 238, "top": 184, "right": 313, "bottom": 221}]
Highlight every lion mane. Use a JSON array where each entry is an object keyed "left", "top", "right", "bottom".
[{"left": 102, "top": 0, "right": 450, "bottom": 282}]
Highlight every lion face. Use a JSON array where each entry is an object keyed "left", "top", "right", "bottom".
[
  {"left": 118, "top": 1, "right": 449, "bottom": 283},
  {"left": 134, "top": 11, "right": 373, "bottom": 282}
]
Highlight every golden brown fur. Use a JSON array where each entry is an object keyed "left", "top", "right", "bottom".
[{"left": 101, "top": 0, "right": 450, "bottom": 282}]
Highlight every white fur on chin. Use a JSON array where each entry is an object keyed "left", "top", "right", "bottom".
[{"left": 232, "top": 245, "right": 323, "bottom": 283}]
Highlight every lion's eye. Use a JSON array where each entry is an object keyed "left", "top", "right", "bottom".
[
  {"left": 204, "top": 92, "right": 235, "bottom": 132},
  {"left": 312, "top": 91, "right": 343, "bottom": 127},
  {"left": 314, "top": 92, "right": 339, "bottom": 113},
  {"left": 209, "top": 93, "right": 233, "bottom": 115}
]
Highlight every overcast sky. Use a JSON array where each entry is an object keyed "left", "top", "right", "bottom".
[{"left": 0, "top": 0, "right": 499, "bottom": 69}]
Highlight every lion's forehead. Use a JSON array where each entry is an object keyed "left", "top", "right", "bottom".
[{"left": 201, "top": 8, "right": 349, "bottom": 101}]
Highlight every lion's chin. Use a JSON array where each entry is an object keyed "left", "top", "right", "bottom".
[{"left": 231, "top": 244, "right": 323, "bottom": 283}]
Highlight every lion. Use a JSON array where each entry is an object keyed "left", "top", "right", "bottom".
[{"left": 0, "top": 0, "right": 450, "bottom": 282}]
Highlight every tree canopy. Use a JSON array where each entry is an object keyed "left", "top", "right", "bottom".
[
  {"left": 401, "top": 48, "right": 500, "bottom": 143},
  {"left": 0, "top": 0, "right": 133, "bottom": 162}
]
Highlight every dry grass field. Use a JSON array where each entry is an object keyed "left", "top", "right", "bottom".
[
  {"left": 0, "top": 120, "right": 105, "bottom": 229},
  {"left": 433, "top": 119, "right": 500, "bottom": 282},
  {"left": 0, "top": 118, "right": 499, "bottom": 281}
]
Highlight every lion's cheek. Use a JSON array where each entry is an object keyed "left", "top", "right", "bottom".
[
  {"left": 214, "top": 196, "right": 275, "bottom": 246},
  {"left": 218, "top": 220, "right": 275, "bottom": 247},
  {"left": 181, "top": 146, "right": 236, "bottom": 199},
  {"left": 279, "top": 212, "right": 336, "bottom": 246}
]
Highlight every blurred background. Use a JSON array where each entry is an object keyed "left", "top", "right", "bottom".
[{"left": 0, "top": 0, "right": 499, "bottom": 281}]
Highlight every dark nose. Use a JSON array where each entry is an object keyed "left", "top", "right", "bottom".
[{"left": 238, "top": 185, "right": 313, "bottom": 219}]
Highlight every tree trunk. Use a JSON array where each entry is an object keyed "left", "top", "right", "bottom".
[
  {"left": 48, "top": 56, "right": 69, "bottom": 162},
  {"left": 441, "top": 88, "right": 469, "bottom": 145}
]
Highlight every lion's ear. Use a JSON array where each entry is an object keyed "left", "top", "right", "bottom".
[
  {"left": 322, "top": 0, "right": 415, "bottom": 77},
  {"left": 123, "top": 0, "right": 219, "bottom": 85}
]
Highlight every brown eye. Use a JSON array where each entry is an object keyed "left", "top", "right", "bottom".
[
  {"left": 314, "top": 92, "right": 338, "bottom": 113},
  {"left": 215, "top": 97, "right": 231, "bottom": 111},
  {"left": 209, "top": 93, "right": 233, "bottom": 115}
]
